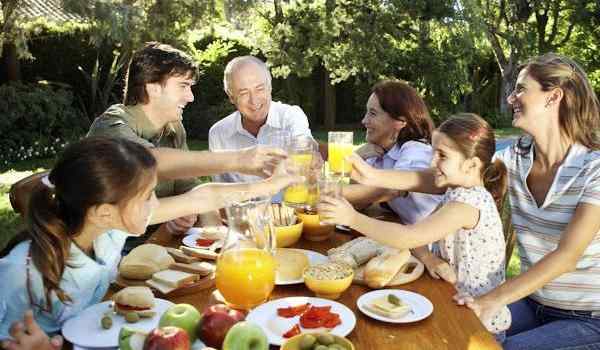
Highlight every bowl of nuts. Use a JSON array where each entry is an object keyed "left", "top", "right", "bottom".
[{"left": 303, "top": 262, "right": 354, "bottom": 300}]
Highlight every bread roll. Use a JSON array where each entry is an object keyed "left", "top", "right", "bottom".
[
  {"left": 112, "top": 286, "right": 155, "bottom": 316},
  {"left": 119, "top": 244, "right": 175, "bottom": 280},
  {"left": 364, "top": 249, "right": 410, "bottom": 288}
]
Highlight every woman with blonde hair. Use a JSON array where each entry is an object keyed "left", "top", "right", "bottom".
[{"left": 345, "top": 53, "right": 600, "bottom": 348}]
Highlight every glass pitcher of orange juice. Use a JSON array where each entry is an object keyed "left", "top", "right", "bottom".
[{"left": 216, "top": 195, "right": 276, "bottom": 310}]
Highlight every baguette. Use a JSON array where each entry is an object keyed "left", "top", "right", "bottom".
[
  {"left": 180, "top": 246, "right": 218, "bottom": 260},
  {"left": 364, "top": 249, "right": 410, "bottom": 288}
]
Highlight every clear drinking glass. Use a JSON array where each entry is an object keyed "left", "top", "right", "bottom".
[
  {"left": 328, "top": 132, "right": 354, "bottom": 177},
  {"left": 283, "top": 135, "right": 319, "bottom": 209},
  {"left": 317, "top": 175, "right": 342, "bottom": 224}
]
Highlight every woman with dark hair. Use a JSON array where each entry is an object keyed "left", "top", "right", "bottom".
[
  {"left": 348, "top": 80, "right": 439, "bottom": 222},
  {"left": 344, "top": 53, "right": 600, "bottom": 349},
  {"left": 0, "top": 137, "right": 298, "bottom": 340},
  {"left": 345, "top": 80, "right": 449, "bottom": 281}
]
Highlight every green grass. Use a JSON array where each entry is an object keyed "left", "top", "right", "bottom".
[
  {"left": 494, "top": 127, "right": 521, "bottom": 138},
  {"left": 0, "top": 130, "right": 521, "bottom": 277}
]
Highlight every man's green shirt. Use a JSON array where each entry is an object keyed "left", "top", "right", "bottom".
[{"left": 87, "top": 104, "right": 201, "bottom": 198}]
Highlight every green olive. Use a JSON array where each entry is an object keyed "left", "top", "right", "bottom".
[
  {"left": 125, "top": 311, "right": 140, "bottom": 323},
  {"left": 387, "top": 294, "right": 401, "bottom": 306},
  {"left": 100, "top": 315, "right": 112, "bottom": 329},
  {"left": 315, "top": 345, "right": 329, "bottom": 350},
  {"left": 317, "top": 334, "right": 335, "bottom": 346},
  {"left": 299, "top": 334, "right": 317, "bottom": 350},
  {"left": 328, "top": 345, "right": 345, "bottom": 350}
]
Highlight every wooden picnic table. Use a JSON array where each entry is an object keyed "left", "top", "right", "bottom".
[{"left": 113, "top": 221, "right": 501, "bottom": 350}]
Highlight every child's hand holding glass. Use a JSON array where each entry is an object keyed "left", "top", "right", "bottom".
[{"left": 318, "top": 195, "right": 356, "bottom": 227}]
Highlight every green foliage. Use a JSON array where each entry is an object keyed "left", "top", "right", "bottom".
[
  {"left": 0, "top": 82, "right": 87, "bottom": 169},
  {"left": 182, "top": 36, "right": 250, "bottom": 138},
  {"left": 1, "top": 0, "right": 33, "bottom": 60}
]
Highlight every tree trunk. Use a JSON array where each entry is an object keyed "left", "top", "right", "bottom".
[
  {"left": 498, "top": 56, "right": 518, "bottom": 122},
  {"left": 3, "top": 42, "right": 20, "bottom": 81},
  {"left": 323, "top": 68, "right": 336, "bottom": 130}
]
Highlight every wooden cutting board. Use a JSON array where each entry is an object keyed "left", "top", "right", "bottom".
[
  {"left": 353, "top": 255, "right": 425, "bottom": 287},
  {"left": 113, "top": 272, "right": 216, "bottom": 297}
]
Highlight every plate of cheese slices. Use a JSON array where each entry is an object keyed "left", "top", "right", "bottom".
[{"left": 357, "top": 289, "right": 433, "bottom": 323}]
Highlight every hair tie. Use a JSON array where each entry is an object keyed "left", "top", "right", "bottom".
[{"left": 41, "top": 175, "right": 55, "bottom": 190}]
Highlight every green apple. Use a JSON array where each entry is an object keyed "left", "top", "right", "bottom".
[
  {"left": 222, "top": 322, "right": 269, "bottom": 350},
  {"left": 159, "top": 304, "right": 201, "bottom": 343},
  {"left": 118, "top": 326, "right": 147, "bottom": 350}
]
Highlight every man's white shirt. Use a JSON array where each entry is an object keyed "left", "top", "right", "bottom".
[{"left": 209, "top": 101, "right": 313, "bottom": 183}]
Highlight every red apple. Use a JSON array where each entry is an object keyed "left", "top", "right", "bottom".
[
  {"left": 144, "top": 326, "right": 190, "bottom": 350},
  {"left": 197, "top": 304, "right": 246, "bottom": 348}
]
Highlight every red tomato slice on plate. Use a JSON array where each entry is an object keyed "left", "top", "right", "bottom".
[
  {"left": 283, "top": 324, "right": 302, "bottom": 338},
  {"left": 277, "top": 303, "right": 311, "bottom": 318}
]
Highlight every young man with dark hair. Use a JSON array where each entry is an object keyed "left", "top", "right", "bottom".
[{"left": 88, "top": 43, "right": 285, "bottom": 247}]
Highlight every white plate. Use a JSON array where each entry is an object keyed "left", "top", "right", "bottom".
[
  {"left": 182, "top": 231, "right": 224, "bottom": 250},
  {"left": 357, "top": 289, "right": 433, "bottom": 323},
  {"left": 185, "top": 226, "right": 228, "bottom": 240},
  {"left": 62, "top": 298, "right": 174, "bottom": 348},
  {"left": 275, "top": 249, "right": 328, "bottom": 285},
  {"left": 246, "top": 296, "right": 356, "bottom": 346}
]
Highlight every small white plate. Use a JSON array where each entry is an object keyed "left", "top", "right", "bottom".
[
  {"left": 185, "top": 226, "right": 228, "bottom": 240},
  {"left": 182, "top": 230, "right": 224, "bottom": 250},
  {"left": 246, "top": 296, "right": 356, "bottom": 346},
  {"left": 275, "top": 249, "right": 328, "bottom": 285},
  {"left": 62, "top": 298, "right": 174, "bottom": 348},
  {"left": 357, "top": 289, "right": 433, "bottom": 323}
]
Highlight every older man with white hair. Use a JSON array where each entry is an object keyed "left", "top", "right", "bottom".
[{"left": 209, "top": 56, "right": 314, "bottom": 183}]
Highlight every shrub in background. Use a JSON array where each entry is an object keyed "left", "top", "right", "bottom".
[{"left": 0, "top": 82, "right": 88, "bottom": 168}]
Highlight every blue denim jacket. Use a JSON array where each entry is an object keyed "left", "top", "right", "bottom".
[{"left": 0, "top": 229, "right": 129, "bottom": 339}]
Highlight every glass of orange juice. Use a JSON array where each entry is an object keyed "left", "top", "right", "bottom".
[
  {"left": 216, "top": 195, "right": 276, "bottom": 310},
  {"left": 283, "top": 135, "right": 319, "bottom": 209},
  {"left": 328, "top": 132, "right": 353, "bottom": 178}
]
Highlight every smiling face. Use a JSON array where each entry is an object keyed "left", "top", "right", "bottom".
[
  {"left": 362, "top": 93, "right": 405, "bottom": 149},
  {"left": 150, "top": 74, "right": 195, "bottom": 126},
  {"left": 430, "top": 131, "right": 472, "bottom": 188},
  {"left": 229, "top": 63, "right": 272, "bottom": 126},
  {"left": 507, "top": 69, "right": 555, "bottom": 133}
]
